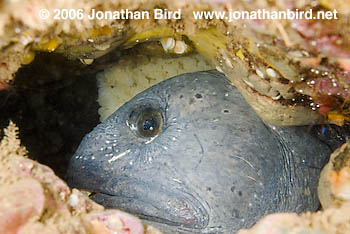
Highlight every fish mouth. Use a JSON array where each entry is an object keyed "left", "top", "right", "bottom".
[{"left": 87, "top": 177, "right": 209, "bottom": 230}]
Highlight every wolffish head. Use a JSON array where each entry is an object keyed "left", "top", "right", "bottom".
[
  {"left": 68, "top": 71, "right": 233, "bottom": 233},
  {"left": 67, "top": 70, "right": 329, "bottom": 233}
]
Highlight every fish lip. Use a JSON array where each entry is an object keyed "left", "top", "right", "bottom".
[
  {"left": 89, "top": 192, "right": 194, "bottom": 227},
  {"left": 86, "top": 177, "right": 210, "bottom": 230},
  {"left": 67, "top": 155, "right": 210, "bottom": 231}
]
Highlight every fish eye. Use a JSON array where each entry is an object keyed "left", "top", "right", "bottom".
[{"left": 128, "top": 107, "right": 163, "bottom": 138}]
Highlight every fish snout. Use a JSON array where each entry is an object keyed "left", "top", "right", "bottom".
[
  {"left": 67, "top": 135, "right": 211, "bottom": 232},
  {"left": 88, "top": 176, "right": 210, "bottom": 231}
]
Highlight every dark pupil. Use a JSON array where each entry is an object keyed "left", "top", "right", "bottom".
[
  {"left": 143, "top": 118, "right": 156, "bottom": 131},
  {"left": 135, "top": 109, "right": 162, "bottom": 137}
]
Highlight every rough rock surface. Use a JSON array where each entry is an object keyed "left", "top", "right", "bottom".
[
  {"left": 1, "top": 0, "right": 350, "bottom": 233},
  {"left": 1, "top": 0, "right": 350, "bottom": 126},
  {"left": 318, "top": 141, "right": 350, "bottom": 209}
]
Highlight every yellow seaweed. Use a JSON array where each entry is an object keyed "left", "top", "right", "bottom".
[
  {"left": 187, "top": 28, "right": 228, "bottom": 63},
  {"left": 89, "top": 26, "right": 113, "bottom": 38},
  {"left": 320, "top": 0, "right": 331, "bottom": 8},
  {"left": 22, "top": 49, "right": 35, "bottom": 65},
  {"left": 35, "top": 38, "right": 59, "bottom": 52},
  {"left": 236, "top": 49, "right": 245, "bottom": 61},
  {"left": 328, "top": 111, "right": 350, "bottom": 126},
  {"left": 125, "top": 26, "right": 174, "bottom": 44}
]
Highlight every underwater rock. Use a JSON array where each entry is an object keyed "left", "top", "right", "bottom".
[{"left": 318, "top": 142, "right": 350, "bottom": 209}]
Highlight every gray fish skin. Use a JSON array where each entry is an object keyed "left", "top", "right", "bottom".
[{"left": 67, "top": 70, "right": 333, "bottom": 233}]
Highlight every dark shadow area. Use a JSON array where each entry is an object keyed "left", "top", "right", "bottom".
[{"left": 0, "top": 52, "right": 100, "bottom": 178}]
